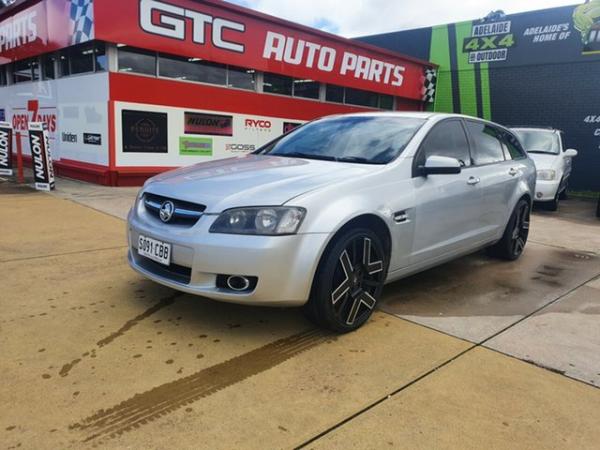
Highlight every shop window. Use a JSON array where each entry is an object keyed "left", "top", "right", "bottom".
[
  {"left": 263, "top": 72, "right": 293, "bottom": 96},
  {"left": 228, "top": 66, "right": 255, "bottom": 90},
  {"left": 42, "top": 54, "right": 56, "bottom": 80},
  {"left": 379, "top": 94, "right": 394, "bottom": 110},
  {"left": 59, "top": 51, "right": 69, "bottom": 77},
  {"left": 159, "top": 54, "right": 227, "bottom": 85},
  {"left": 118, "top": 46, "right": 156, "bottom": 75},
  {"left": 13, "top": 58, "right": 37, "bottom": 83},
  {"left": 325, "top": 84, "right": 344, "bottom": 103},
  {"left": 69, "top": 43, "right": 95, "bottom": 74},
  {"left": 0, "top": 65, "right": 6, "bottom": 86},
  {"left": 345, "top": 87, "right": 378, "bottom": 108},
  {"left": 293, "top": 79, "right": 319, "bottom": 99},
  {"left": 94, "top": 42, "right": 107, "bottom": 71}
]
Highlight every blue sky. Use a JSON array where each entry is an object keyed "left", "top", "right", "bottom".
[{"left": 225, "top": 0, "right": 578, "bottom": 37}]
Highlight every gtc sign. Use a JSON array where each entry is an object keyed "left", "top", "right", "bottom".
[
  {"left": 140, "top": 0, "right": 245, "bottom": 53},
  {"left": 93, "top": 0, "right": 429, "bottom": 99}
]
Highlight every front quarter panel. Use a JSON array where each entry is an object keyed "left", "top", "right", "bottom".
[{"left": 292, "top": 162, "right": 417, "bottom": 272}]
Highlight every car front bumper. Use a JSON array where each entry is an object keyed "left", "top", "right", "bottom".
[
  {"left": 534, "top": 180, "right": 560, "bottom": 202},
  {"left": 127, "top": 208, "right": 330, "bottom": 307}
]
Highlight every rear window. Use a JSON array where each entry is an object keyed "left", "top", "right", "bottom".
[{"left": 465, "top": 121, "right": 506, "bottom": 165}]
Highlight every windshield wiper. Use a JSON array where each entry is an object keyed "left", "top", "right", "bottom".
[
  {"left": 336, "top": 156, "right": 384, "bottom": 165},
  {"left": 274, "top": 152, "right": 338, "bottom": 162}
]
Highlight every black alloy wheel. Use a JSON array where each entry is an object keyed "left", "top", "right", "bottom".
[
  {"left": 487, "top": 198, "right": 531, "bottom": 261},
  {"left": 305, "top": 228, "right": 388, "bottom": 332},
  {"left": 510, "top": 201, "right": 530, "bottom": 258}
]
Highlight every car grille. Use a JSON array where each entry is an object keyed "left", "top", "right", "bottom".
[
  {"left": 132, "top": 250, "right": 192, "bottom": 284},
  {"left": 144, "top": 193, "right": 206, "bottom": 226}
]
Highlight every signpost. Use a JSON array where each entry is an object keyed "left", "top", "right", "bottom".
[{"left": 28, "top": 122, "right": 55, "bottom": 191}]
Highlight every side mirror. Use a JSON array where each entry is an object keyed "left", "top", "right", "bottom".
[
  {"left": 419, "top": 155, "right": 462, "bottom": 176},
  {"left": 564, "top": 149, "right": 578, "bottom": 157}
]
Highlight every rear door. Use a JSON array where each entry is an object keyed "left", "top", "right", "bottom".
[
  {"left": 464, "top": 121, "right": 516, "bottom": 239},
  {"left": 410, "top": 119, "right": 484, "bottom": 265}
]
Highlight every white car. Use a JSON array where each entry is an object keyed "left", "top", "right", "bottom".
[
  {"left": 511, "top": 127, "right": 578, "bottom": 211},
  {"left": 128, "top": 113, "right": 536, "bottom": 332}
]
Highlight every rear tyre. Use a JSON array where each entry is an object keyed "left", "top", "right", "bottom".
[
  {"left": 304, "top": 228, "right": 388, "bottom": 333},
  {"left": 487, "top": 199, "right": 530, "bottom": 261}
]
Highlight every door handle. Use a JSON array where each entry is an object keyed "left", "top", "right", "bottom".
[
  {"left": 509, "top": 168, "right": 519, "bottom": 176},
  {"left": 467, "top": 176, "right": 480, "bottom": 185}
]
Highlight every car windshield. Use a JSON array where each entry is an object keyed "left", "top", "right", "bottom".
[
  {"left": 513, "top": 129, "right": 560, "bottom": 155},
  {"left": 257, "top": 116, "right": 426, "bottom": 164}
]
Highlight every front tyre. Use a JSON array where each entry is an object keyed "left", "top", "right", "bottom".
[
  {"left": 304, "top": 228, "right": 388, "bottom": 333},
  {"left": 487, "top": 199, "right": 531, "bottom": 261}
]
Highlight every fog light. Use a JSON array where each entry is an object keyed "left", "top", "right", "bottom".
[{"left": 536, "top": 192, "right": 543, "bottom": 199}]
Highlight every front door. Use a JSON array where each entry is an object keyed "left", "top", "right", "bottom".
[{"left": 410, "top": 119, "right": 484, "bottom": 265}]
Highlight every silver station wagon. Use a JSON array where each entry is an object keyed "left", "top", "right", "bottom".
[{"left": 128, "top": 112, "right": 536, "bottom": 332}]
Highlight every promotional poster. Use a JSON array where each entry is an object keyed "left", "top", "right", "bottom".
[
  {"left": 28, "top": 122, "right": 55, "bottom": 190},
  {"left": 359, "top": 2, "right": 600, "bottom": 190},
  {"left": 0, "top": 121, "right": 13, "bottom": 175}
]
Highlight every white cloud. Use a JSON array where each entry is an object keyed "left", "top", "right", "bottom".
[{"left": 227, "top": 0, "right": 578, "bottom": 37}]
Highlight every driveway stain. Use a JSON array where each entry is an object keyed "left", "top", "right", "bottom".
[
  {"left": 70, "top": 328, "right": 330, "bottom": 443},
  {"left": 57, "top": 292, "right": 183, "bottom": 378}
]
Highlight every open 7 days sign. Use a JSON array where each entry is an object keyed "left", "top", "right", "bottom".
[{"left": 28, "top": 122, "right": 55, "bottom": 191}]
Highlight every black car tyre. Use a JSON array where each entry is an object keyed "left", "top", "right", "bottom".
[
  {"left": 487, "top": 199, "right": 531, "bottom": 261},
  {"left": 304, "top": 228, "right": 388, "bottom": 333}
]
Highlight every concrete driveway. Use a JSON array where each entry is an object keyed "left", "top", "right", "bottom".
[{"left": 1, "top": 177, "right": 599, "bottom": 449}]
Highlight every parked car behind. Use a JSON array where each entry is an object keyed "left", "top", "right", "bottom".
[
  {"left": 511, "top": 127, "right": 578, "bottom": 211},
  {"left": 128, "top": 113, "right": 536, "bottom": 332}
]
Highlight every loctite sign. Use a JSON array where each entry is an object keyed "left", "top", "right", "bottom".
[
  {"left": 28, "top": 122, "right": 55, "bottom": 191},
  {"left": 0, "top": 0, "right": 94, "bottom": 64},
  {"left": 0, "top": 121, "right": 13, "bottom": 176},
  {"left": 94, "top": 0, "right": 431, "bottom": 99}
]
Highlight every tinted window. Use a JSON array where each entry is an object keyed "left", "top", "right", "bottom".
[
  {"left": 13, "top": 59, "right": 35, "bottom": 83},
  {"left": 259, "top": 116, "right": 425, "bottom": 165},
  {"left": 69, "top": 43, "right": 95, "bottom": 75},
  {"left": 379, "top": 94, "right": 394, "bottom": 110},
  {"left": 345, "top": 87, "right": 378, "bottom": 108},
  {"left": 466, "top": 121, "right": 506, "bottom": 165},
  {"left": 94, "top": 42, "right": 107, "bottom": 71},
  {"left": 42, "top": 54, "right": 56, "bottom": 79},
  {"left": 293, "top": 79, "right": 319, "bottom": 99},
  {"left": 228, "top": 66, "right": 255, "bottom": 90},
  {"left": 159, "top": 54, "right": 227, "bottom": 85},
  {"left": 263, "top": 72, "right": 293, "bottom": 95},
  {"left": 326, "top": 84, "right": 344, "bottom": 103},
  {"left": 418, "top": 120, "right": 471, "bottom": 167},
  {"left": 503, "top": 133, "right": 526, "bottom": 160},
  {"left": 119, "top": 46, "right": 156, "bottom": 75}
]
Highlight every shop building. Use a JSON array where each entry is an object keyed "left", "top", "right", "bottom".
[
  {"left": 359, "top": 2, "right": 600, "bottom": 191},
  {"left": 0, "top": 0, "right": 435, "bottom": 186}
]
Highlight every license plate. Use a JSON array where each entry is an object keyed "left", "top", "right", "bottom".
[{"left": 138, "top": 235, "right": 171, "bottom": 266}]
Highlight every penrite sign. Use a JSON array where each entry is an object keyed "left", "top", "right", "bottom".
[
  {"left": 28, "top": 122, "right": 55, "bottom": 191},
  {"left": 0, "top": 122, "right": 13, "bottom": 176}
]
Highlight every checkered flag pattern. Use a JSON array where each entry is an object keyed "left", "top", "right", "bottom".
[
  {"left": 422, "top": 68, "right": 437, "bottom": 103},
  {"left": 70, "top": 0, "right": 94, "bottom": 45}
]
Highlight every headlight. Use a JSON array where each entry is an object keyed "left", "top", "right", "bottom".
[
  {"left": 209, "top": 207, "right": 306, "bottom": 235},
  {"left": 537, "top": 169, "right": 556, "bottom": 181}
]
